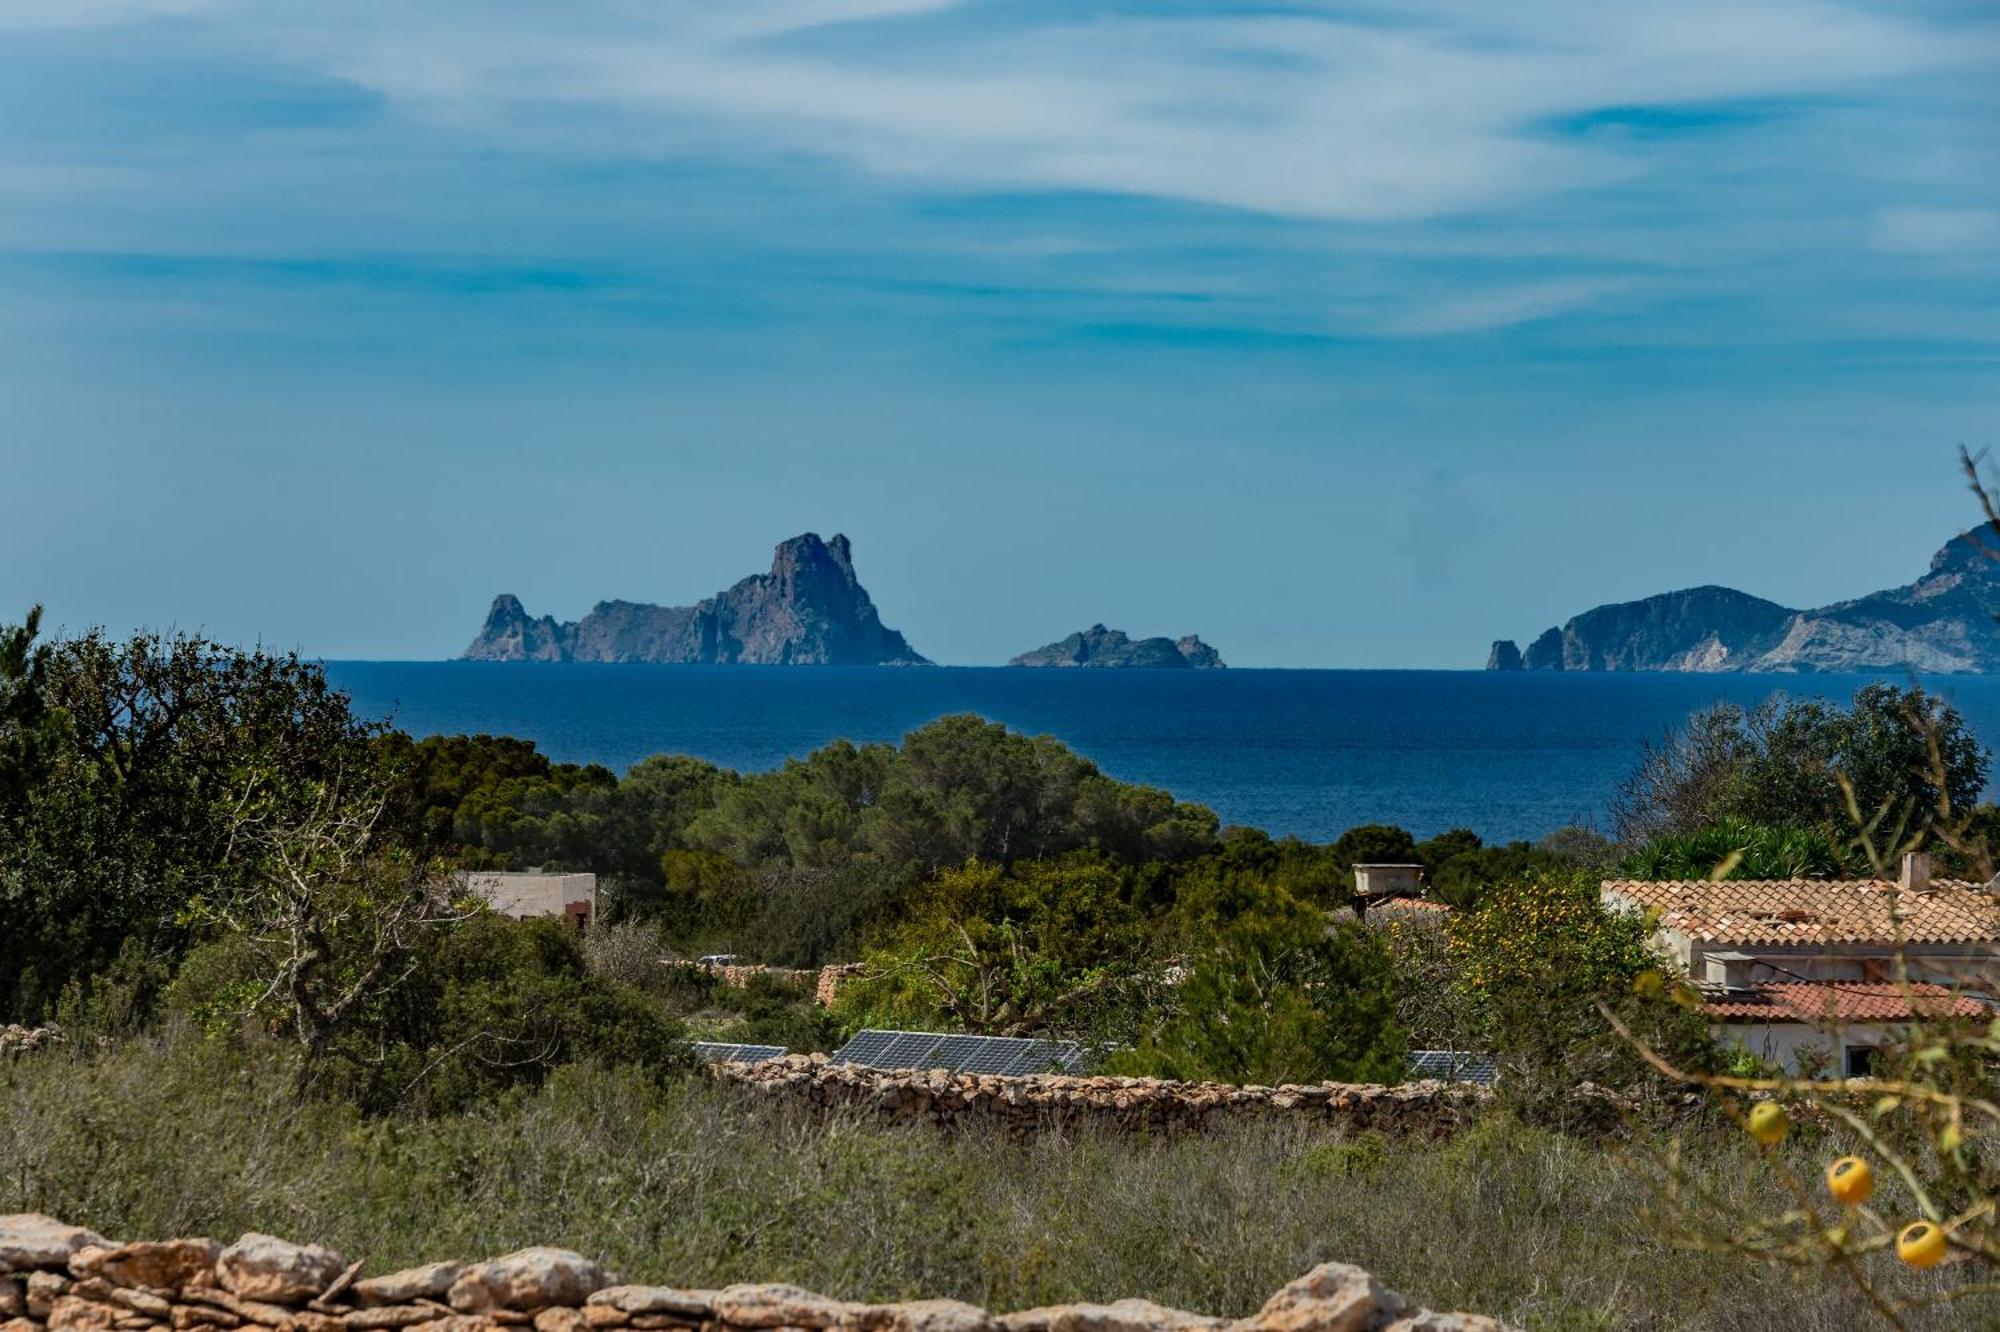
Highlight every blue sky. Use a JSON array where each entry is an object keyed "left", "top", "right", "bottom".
[{"left": 1, "top": 0, "right": 1996, "bottom": 666}]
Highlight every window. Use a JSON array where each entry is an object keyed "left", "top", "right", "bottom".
[{"left": 1845, "top": 1046, "right": 1878, "bottom": 1078}]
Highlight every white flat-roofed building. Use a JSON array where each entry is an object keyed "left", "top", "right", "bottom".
[{"left": 458, "top": 871, "right": 597, "bottom": 929}]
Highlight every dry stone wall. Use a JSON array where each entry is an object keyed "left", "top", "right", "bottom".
[
  {"left": 671, "top": 964, "right": 863, "bottom": 1007},
  {"left": 707, "top": 1055, "right": 1491, "bottom": 1136},
  {"left": 0, "top": 1216, "right": 1513, "bottom": 1332}
]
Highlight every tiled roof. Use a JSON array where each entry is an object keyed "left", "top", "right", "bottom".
[
  {"left": 1703, "top": 982, "right": 1989, "bottom": 1024},
  {"left": 1600, "top": 878, "right": 2000, "bottom": 946},
  {"left": 1372, "top": 897, "right": 1452, "bottom": 916}
]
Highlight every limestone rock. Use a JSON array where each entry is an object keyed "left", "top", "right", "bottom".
[
  {"left": 446, "top": 1251, "right": 606, "bottom": 1314},
  {"left": 49, "top": 1295, "right": 122, "bottom": 1332},
  {"left": 344, "top": 1308, "right": 442, "bottom": 1330},
  {"left": 1236, "top": 1263, "right": 1399, "bottom": 1332},
  {"left": 217, "top": 1236, "right": 347, "bottom": 1305},
  {"left": 26, "top": 1272, "right": 71, "bottom": 1316},
  {"left": 410, "top": 1318, "right": 503, "bottom": 1332},
  {"left": 0, "top": 1216, "right": 110, "bottom": 1274},
  {"left": 353, "top": 1264, "right": 466, "bottom": 1309},
  {"left": 868, "top": 1300, "right": 999, "bottom": 1332},
  {"left": 1382, "top": 1315, "right": 1506, "bottom": 1332},
  {"left": 1, "top": 1280, "right": 21, "bottom": 1317},
  {"left": 531, "top": 1309, "right": 590, "bottom": 1332},
  {"left": 282, "top": 1311, "right": 347, "bottom": 1332},
  {"left": 581, "top": 1289, "right": 710, "bottom": 1319},
  {"left": 462, "top": 534, "right": 929, "bottom": 666},
  {"left": 71, "top": 1241, "right": 221, "bottom": 1292},
  {"left": 711, "top": 1284, "right": 857, "bottom": 1329},
  {"left": 1009, "top": 626, "right": 1224, "bottom": 670},
  {"left": 1002, "top": 1300, "right": 1222, "bottom": 1332}
]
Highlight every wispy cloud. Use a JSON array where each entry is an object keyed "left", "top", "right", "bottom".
[
  {"left": 1385, "top": 278, "right": 1634, "bottom": 336},
  {"left": 1871, "top": 206, "right": 2000, "bottom": 255}
]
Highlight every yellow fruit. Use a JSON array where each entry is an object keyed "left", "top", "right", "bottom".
[
  {"left": 1897, "top": 1221, "right": 1948, "bottom": 1269},
  {"left": 1747, "top": 1101, "right": 1791, "bottom": 1145},
  {"left": 1825, "top": 1156, "right": 1874, "bottom": 1205}
]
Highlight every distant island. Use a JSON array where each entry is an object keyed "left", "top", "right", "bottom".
[
  {"left": 1010, "top": 624, "right": 1225, "bottom": 669},
  {"left": 463, "top": 533, "right": 931, "bottom": 665},
  {"left": 1489, "top": 531, "right": 2000, "bottom": 673}
]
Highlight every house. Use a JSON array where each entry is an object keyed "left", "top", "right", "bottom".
[
  {"left": 458, "top": 870, "right": 597, "bottom": 929},
  {"left": 1601, "top": 853, "right": 1998, "bottom": 1075},
  {"left": 1354, "top": 864, "right": 1425, "bottom": 899}
]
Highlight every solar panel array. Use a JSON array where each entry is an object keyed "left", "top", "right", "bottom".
[
  {"left": 693, "top": 1041, "right": 788, "bottom": 1065},
  {"left": 1408, "top": 1050, "right": 1499, "bottom": 1086},
  {"left": 831, "top": 1029, "right": 1095, "bottom": 1077}
]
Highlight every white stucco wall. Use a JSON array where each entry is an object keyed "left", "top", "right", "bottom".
[
  {"left": 1713, "top": 1021, "right": 1901, "bottom": 1076},
  {"left": 459, "top": 871, "right": 597, "bottom": 923}
]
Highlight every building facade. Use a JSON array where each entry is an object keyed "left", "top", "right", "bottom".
[
  {"left": 1601, "top": 854, "right": 1997, "bottom": 1075},
  {"left": 458, "top": 871, "right": 597, "bottom": 929}
]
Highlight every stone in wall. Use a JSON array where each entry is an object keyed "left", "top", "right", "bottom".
[{"left": 0, "top": 1215, "right": 1514, "bottom": 1332}]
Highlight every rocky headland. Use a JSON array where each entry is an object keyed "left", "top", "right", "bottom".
[
  {"left": 1488, "top": 531, "right": 2000, "bottom": 673},
  {"left": 1010, "top": 626, "right": 1224, "bottom": 669},
  {"left": 0, "top": 1214, "right": 1512, "bottom": 1332},
  {"left": 463, "top": 534, "right": 928, "bottom": 666}
]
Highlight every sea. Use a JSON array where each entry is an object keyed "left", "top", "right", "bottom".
[{"left": 322, "top": 664, "right": 2000, "bottom": 845}]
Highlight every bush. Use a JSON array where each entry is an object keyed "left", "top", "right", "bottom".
[{"left": 0, "top": 1031, "right": 1978, "bottom": 1329}]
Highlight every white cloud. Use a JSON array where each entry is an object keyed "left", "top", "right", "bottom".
[
  {"left": 1870, "top": 206, "right": 2000, "bottom": 255},
  {"left": 3, "top": 0, "right": 1982, "bottom": 225},
  {"left": 1384, "top": 278, "right": 1632, "bottom": 336}
]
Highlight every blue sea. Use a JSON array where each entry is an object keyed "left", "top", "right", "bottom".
[{"left": 322, "top": 664, "right": 2000, "bottom": 844}]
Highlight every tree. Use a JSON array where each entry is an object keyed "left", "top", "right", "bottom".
[
  {"left": 835, "top": 856, "right": 1154, "bottom": 1039},
  {"left": 185, "top": 746, "right": 448, "bottom": 1088},
  {"left": 0, "top": 606, "right": 55, "bottom": 814},
  {"left": 1613, "top": 687, "right": 1990, "bottom": 859},
  {"left": 1329, "top": 823, "right": 1418, "bottom": 886},
  {"left": 1114, "top": 888, "right": 1407, "bottom": 1086},
  {"left": 1447, "top": 871, "right": 1712, "bottom": 1117},
  {"left": 1, "top": 626, "right": 383, "bottom": 1021}
]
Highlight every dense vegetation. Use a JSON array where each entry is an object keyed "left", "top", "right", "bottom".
[
  {"left": 1614, "top": 684, "right": 1994, "bottom": 879},
  {"left": 2, "top": 1031, "right": 1983, "bottom": 1331},
  {"left": 11, "top": 604, "right": 2000, "bottom": 1328}
]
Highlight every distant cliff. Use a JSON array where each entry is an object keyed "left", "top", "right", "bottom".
[
  {"left": 1488, "top": 532, "right": 2000, "bottom": 673},
  {"left": 1010, "top": 625, "right": 1225, "bottom": 669},
  {"left": 464, "top": 534, "right": 930, "bottom": 665}
]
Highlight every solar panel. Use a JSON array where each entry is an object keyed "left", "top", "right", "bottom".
[
  {"left": 693, "top": 1041, "right": 788, "bottom": 1064},
  {"left": 1408, "top": 1050, "right": 1498, "bottom": 1086},
  {"left": 831, "top": 1029, "right": 1097, "bottom": 1076}
]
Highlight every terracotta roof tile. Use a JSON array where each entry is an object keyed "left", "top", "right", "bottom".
[
  {"left": 1372, "top": 897, "right": 1452, "bottom": 916},
  {"left": 1600, "top": 878, "right": 2000, "bottom": 946},
  {"left": 1703, "top": 981, "right": 1989, "bottom": 1024}
]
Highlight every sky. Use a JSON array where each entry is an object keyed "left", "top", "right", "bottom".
[{"left": 1, "top": 0, "right": 1997, "bottom": 667}]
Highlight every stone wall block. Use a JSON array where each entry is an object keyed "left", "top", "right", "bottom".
[
  {"left": 711, "top": 1285, "right": 856, "bottom": 1329},
  {"left": 447, "top": 1253, "right": 606, "bottom": 1315},
  {"left": 1233, "top": 1264, "right": 1395, "bottom": 1332},
  {"left": 218, "top": 1239, "right": 347, "bottom": 1307},
  {"left": 352, "top": 1267, "right": 465, "bottom": 1311},
  {"left": 583, "top": 1292, "right": 708, "bottom": 1321},
  {"left": 71, "top": 1244, "right": 221, "bottom": 1294},
  {"left": 47, "top": 1297, "right": 120, "bottom": 1332},
  {"left": 854, "top": 1300, "right": 996, "bottom": 1332},
  {"left": 1, "top": 1220, "right": 111, "bottom": 1277},
  {"left": 1001, "top": 1301, "right": 1223, "bottom": 1332}
]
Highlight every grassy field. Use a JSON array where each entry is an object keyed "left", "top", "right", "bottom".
[{"left": 0, "top": 1031, "right": 1980, "bottom": 1332}]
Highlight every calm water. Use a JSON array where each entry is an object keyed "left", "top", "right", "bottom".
[{"left": 322, "top": 664, "right": 2000, "bottom": 844}]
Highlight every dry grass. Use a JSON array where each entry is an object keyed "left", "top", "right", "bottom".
[{"left": 0, "top": 1031, "right": 1984, "bottom": 1332}]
